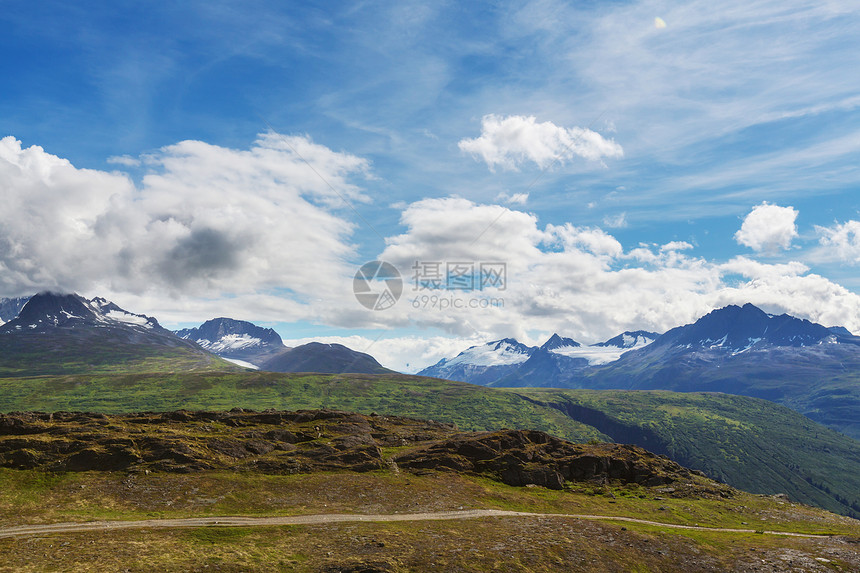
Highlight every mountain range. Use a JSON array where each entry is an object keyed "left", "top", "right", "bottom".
[
  {"left": 0, "top": 293, "right": 391, "bottom": 376},
  {"left": 418, "top": 329, "right": 659, "bottom": 386},
  {"left": 175, "top": 316, "right": 391, "bottom": 374},
  {"left": 422, "top": 303, "right": 860, "bottom": 440},
  {"left": 2, "top": 293, "right": 860, "bottom": 517}
]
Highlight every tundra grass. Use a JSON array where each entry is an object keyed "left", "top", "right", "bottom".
[
  {"left": 0, "top": 372, "right": 607, "bottom": 444},
  {"left": 0, "top": 468, "right": 855, "bottom": 538}
]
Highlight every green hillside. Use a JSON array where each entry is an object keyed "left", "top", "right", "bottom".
[
  {"left": 514, "top": 389, "right": 860, "bottom": 517},
  {"left": 582, "top": 343, "right": 860, "bottom": 441},
  {"left": 0, "top": 371, "right": 607, "bottom": 445},
  {"left": 1, "top": 370, "right": 859, "bottom": 517},
  {"left": 0, "top": 331, "right": 237, "bottom": 377}
]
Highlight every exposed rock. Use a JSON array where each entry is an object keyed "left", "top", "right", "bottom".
[
  {"left": 0, "top": 409, "right": 720, "bottom": 494},
  {"left": 393, "top": 429, "right": 692, "bottom": 490}
]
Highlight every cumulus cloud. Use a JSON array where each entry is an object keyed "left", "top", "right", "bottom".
[
  {"left": 816, "top": 220, "right": 860, "bottom": 263},
  {"left": 734, "top": 202, "right": 799, "bottom": 253},
  {"left": 374, "top": 197, "right": 860, "bottom": 342},
  {"left": 458, "top": 114, "right": 623, "bottom": 171},
  {"left": 0, "top": 133, "right": 370, "bottom": 317}
]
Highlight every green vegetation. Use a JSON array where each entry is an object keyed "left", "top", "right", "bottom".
[
  {"left": 584, "top": 342, "right": 860, "bottom": 440},
  {"left": 514, "top": 389, "right": 860, "bottom": 517},
  {"left": 0, "top": 468, "right": 856, "bottom": 572},
  {"left": 0, "top": 371, "right": 607, "bottom": 443},
  {"left": 0, "top": 331, "right": 236, "bottom": 377},
  {"left": 1, "top": 370, "right": 859, "bottom": 519}
]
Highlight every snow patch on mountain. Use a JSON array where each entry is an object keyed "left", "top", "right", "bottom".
[
  {"left": 550, "top": 345, "right": 630, "bottom": 365},
  {"left": 105, "top": 309, "right": 154, "bottom": 328},
  {"left": 548, "top": 331, "right": 658, "bottom": 365},
  {"left": 550, "top": 332, "right": 654, "bottom": 365},
  {"left": 445, "top": 339, "right": 534, "bottom": 367},
  {"left": 196, "top": 333, "right": 265, "bottom": 353},
  {"left": 222, "top": 357, "right": 260, "bottom": 370}
]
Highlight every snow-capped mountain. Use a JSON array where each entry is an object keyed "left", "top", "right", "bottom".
[
  {"left": 540, "top": 333, "right": 580, "bottom": 352},
  {"left": 587, "top": 304, "right": 860, "bottom": 375},
  {"left": 176, "top": 318, "right": 287, "bottom": 368},
  {"left": 579, "top": 304, "right": 860, "bottom": 439},
  {"left": 0, "top": 296, "right": 30, "bottom": 325},
  {"left": 594, "top": 330, "right": 660, "bottom": 349},
  {"left": 0, "top": 292, "right": 226, "bottom": 376},
  {"left": 1, "top": 292, "right": 164, "bottom": 334},
  {"left": 421, "top": 331, "right": 660, "bottom": 387},
  {"left": 417, "top": 338, "right": 536, "bottom": 384},
  {"left": 556, "top": 330, "right": 659, "bottom": 366},
  {"left": 488, "top": 334, "right": 589, "bottom": 388},
  {"left": 176, "top": 317, "right": 393, "bottom": 373},
  {"left": 653, "top": 303, "right": 847, "bottom": 353}
]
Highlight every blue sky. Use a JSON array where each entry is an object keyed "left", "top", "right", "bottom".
[{"left": 2, "top": 1, "right": 860, "bottom": 371}]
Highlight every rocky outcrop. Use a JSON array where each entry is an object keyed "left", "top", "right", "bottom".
[
  {"left": 0, "top": 410, "right": 455, "bottom": 475},
  {"left": 393, "top": 429, "right": 693, "bottom": 490},
  {"left": 0, "top": 409, "right": 710, "bottom": 492}
]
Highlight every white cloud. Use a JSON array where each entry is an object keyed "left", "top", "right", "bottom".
[
  {"left": 0, "top": 133, "right": 370, "bottom": 318},
  {"left": 545, "top": 224, "right": 623, "bottom": 258},
  {"left": 602, "top": 212, "right": 628, "bottom": 228},
  {"left": 106, "top": 155, "right": 141, "bottom": 167},
  {"left": 458, "top": 114, "right": 623, "bottom": 171},
  {"left": 660, "top": 241, "right": 694, "bottom": 252},
  {"left": 816, "top": 220, "right": 860, "bottom": 263},
  {"left": 734, "top": 202, "right": 798, "bottom": 253},
  {"left": 374, "top": 197, "right": 860, "bottom": 344},
  {"left": 495, "top": 191, "right": 529, "bottom": 205}
]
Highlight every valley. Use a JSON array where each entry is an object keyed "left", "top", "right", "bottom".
[{"left": 1, "top": 293, "right": 860, "bottom": 570}]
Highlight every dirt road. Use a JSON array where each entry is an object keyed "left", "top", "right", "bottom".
[{"left": 0, "top": 510, "right": 833, "bottom": 539}]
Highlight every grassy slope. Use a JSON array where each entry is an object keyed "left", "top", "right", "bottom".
[
  {"left": 0, "top": 468, "right": 857, "bottom": 572},
  {"left": 0, "top": 331, "right": 237, "bottom": 377},
  {"left": 583, "top": 344, "right": 860, "bottom": 440},
  {"left": 0, "top": 372, "right": 607, "bottom": 444},
  {"left": 1, "top": 371, "right": 859, "bottom": 517},
  {"left": 514, "top": 389, "right": 860, "bottom": 517}
]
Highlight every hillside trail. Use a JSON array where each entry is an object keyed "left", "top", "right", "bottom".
[{"left": 0, "top": 509, "right": 833, "bottom": 539}]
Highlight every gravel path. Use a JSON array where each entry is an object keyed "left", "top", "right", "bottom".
[{"left": 0, "top": 510, "right": 834, "bottom": 539}]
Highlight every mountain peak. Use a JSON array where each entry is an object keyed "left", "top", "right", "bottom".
[
  {"left": 174, "top": 317, "right": 286, "bottom": 367},
  {"left": 661, "top": 303, "right": 836, "bottom": 351},
  {"left": 594, "top": 330, "right": 660, "bottom": 349},
  {"left": 8, "top": 292, "right": 98, "bottom": 330},
  {"left": 1, "top": 292, "right": 163, "bottom": 334},
  {"left": 176, "top": 317, "right": 284, "bottom": 349},
  {"left": 541, "top": 333, "right": 580, "bottom": 350}
]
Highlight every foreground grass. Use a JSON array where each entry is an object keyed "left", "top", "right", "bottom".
[
  {"left": 0, "top": 468, "right": 855, "bottom": 537},
  {"left": 0, "top": 468, "right": 857, "bottom": 572},
  {"left": 4, "top": 519, "right": 856, "bottom": 573}
]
